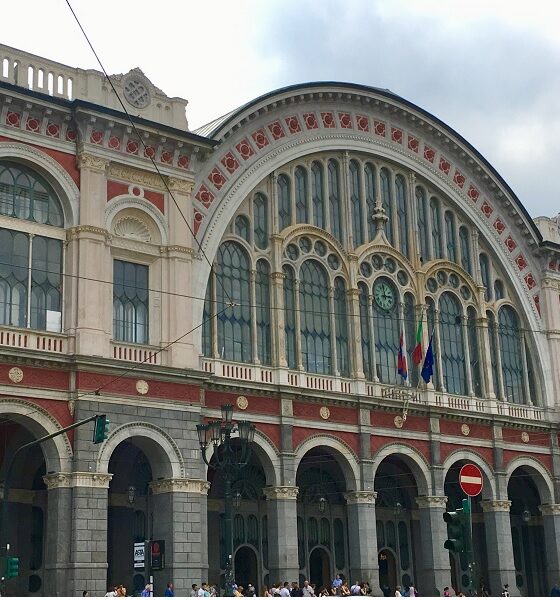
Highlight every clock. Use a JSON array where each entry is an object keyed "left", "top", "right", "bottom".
[{"left": 374, "top": 280, "right": 395, "bottom": 311}]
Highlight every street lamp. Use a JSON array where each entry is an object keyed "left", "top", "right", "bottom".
[{"left": 197, "top": 405, "right": 256, "bottom": 596}]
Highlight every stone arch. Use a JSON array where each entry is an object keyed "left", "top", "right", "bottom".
[
  {"left": 441, "top": 449, "right": 496, "bottom": 500},
  {"left": 0, "top": 398, "right": 72, "bottom": 473},
  {"left": 105, "top": 196, "right": 168, "bottom": 245},
  {"left": 372, "top": 443, "right": 431, "bottom": 496},
  {"left": 96, "top": 421, "right": 184, "bottom": 479},
  {"left": 0, "top": 141, "right": 80, "bottom": 226},
  {"left": 505, "top": 456, "right": 555, "bottom": 505},
  {"left": 294, "top": 434, "right": 360, "bottom": 491}
]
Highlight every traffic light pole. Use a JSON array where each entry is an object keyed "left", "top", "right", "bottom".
[
  {"left": 466, "top": 496, "right": 475, "bottom": 596},
  {"left": 0, "top": 413, "right": 104, "bottom": 592}
]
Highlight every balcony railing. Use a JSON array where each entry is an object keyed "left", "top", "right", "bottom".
[
  {"left": 111, "top": 341, "right": 161, "bottom": 365},
  {"left": 0, "top": 325, "right": 66, "bottom": 354}
]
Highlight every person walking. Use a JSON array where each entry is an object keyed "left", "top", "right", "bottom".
[{"left": 165, "top": 582, "right": 175, "bottom": 597}]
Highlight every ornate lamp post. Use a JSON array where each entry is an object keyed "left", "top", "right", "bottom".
[{"left": 196, "top": 404, "right": 255, "bottom": 596}]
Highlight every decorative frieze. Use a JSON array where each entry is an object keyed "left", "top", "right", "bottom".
[
  {"left": 480, "top": 499, "right": 512, "bottom": 513},
  {"left": 77, "top": 153, "right": 110, "bottom": 172},
  {"left": 149, "top": 478, "right": 210, "bottom": 495},
  {"left": 344, "top": 491, "right": 377, "bottom": 505},
  {"left": 43, "top": 472, "right": 113, "bottom": 489},
  {"left": 263, "top": 486, "right": 299, "bottom": 501},
  {"left": 109, "top": 164, "right": 166, "bottom": 190},
  {"left": 415, "top": 496, "right": 448, "bottom": 509}
]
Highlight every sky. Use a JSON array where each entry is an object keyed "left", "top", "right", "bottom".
[{"left": 3, "top": 0, "right": 560, "bottom": 218}]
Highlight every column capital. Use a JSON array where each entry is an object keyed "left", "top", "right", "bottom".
[
  {"left": 263, "top": 485, "right": 299, "bottom": 500},
  {"left": 149, "top": 478, "right": 210, "bottom": 495},
  {"left": 344, "top": 490, "right": 377, "bottom": 505},
  {"left": 167, "top": 177, "right": 193, "bottom": 194},
  {"left": 415, "top": 495, "right": 448, "bottom": 509},
  {"left": 539, "top": 503, "right": 560, "bottom": 516},
  {"left": 480, "top": 499, "right": 512, "bottom": 513},
  {"left": 43, "top": 471, "right": 113, "bottom": 489},
  {"left": 77, "top": 152, "right": 109, "bottom": 172}
]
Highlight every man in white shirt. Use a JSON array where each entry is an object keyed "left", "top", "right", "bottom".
[
  {"left": 280, "top": 582, "right": 291, "bottom": 597},
  {"left": 302, "top": 581, "right": 315, "bottom": 597},
  {"left": 350, "top": 582, "right": 361, "bottom": 596}
]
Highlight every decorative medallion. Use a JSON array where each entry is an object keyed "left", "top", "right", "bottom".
[
  {"left": 461, "top": 424, "right": 470, "bottom": 436},
  {"left": 123, "top": 76, "right": 151, "bottom": 109},
  {"left": 521, "top": 432, "right": 529, "bottom": 443},
  {"left": 394, "top": 415, "right": 404, "bottom": 429},
  {"left": 8, "top": 367, "right": 23, "bottom": 383},
  {"left": 136, "top": 380, "right": 149, "bottom": 395},
  {"left": 320, "top": 406, "right": 330, "bottom": 420},
  {"left": 236, "top": 395, "right": 249, "bottom": 410}
]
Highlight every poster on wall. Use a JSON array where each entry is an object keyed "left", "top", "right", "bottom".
[
  {"left": 150, "top": 540, "right": 165, "bottom": 570},
  {"left": 134, "top": 542, "right": 145, "bottom": 569}
]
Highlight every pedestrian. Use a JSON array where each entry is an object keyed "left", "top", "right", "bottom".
[
  {"left": 190, "top": 584, "right": 199, "bottom": 597},
  {"left": 501, "top": 583, "right": 510, "bottom": 597},
  {"left": 443, "top": 587, "right": 450, "bottom": 597},
  {"left": 246, "top": 583, "right": 256, "bottom": 597},
  {"left": 408, "top": 583, "right": 417, "bottom": 598},
  {"left": 302, "top": 580, "right": 315, "bottom": 597},
  {"left": 395, "top": 586, "right": 402, "bottom": 597},
  {"left": 105, "top": 587, "right": 117, "bottom": 597},
  {"left": 116, "top": 585, "right": 127, "bottom": 597},
  {"left": 350, "top": 581, "right": 361, "bottom": 596},
  {"left": 291, "top": 582, "right": 302, "bottom": 597},
  {"left": 83, "top": 592, "right": 90, "bottom": 597},
  {"left": 141, "top": 584, "right": 152, "bottom": 597},
  {"left": 280, "top": 582, "right": 291, "bottom": 597},
  {"left": 262, "top": 585, "right": 272, "bottom": 597},
  {"left": 165, "top": 582, "right": 175, "bottom": 597}
]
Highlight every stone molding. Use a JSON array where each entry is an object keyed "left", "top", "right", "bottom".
[
  {"left": 539, "top": 503, "right": 560, "bottom": 516},
  {"left": 149, "top": 478, "right": 210, "bottom": 495},
  {"left": 263, "top": 486, "right": 299, "bottom": 500},
  {"left": 66, "top": 225, "right": 109, "bottom": 241},
  {"left": 109, "top": 163, "right": 165, "bottom": 190},
  {"left": 77, "top": 153, "right": 110, "bottom": 172},
  {"left": 43, "top": 472, "right": 113, "bottom": 489},
  {"left": 167, "top": 177, "right": 194, "bottom": 194},
  {"left": 480, "top": 499, "right": 512, "bottom": 513},
  {"left": 344, "top": 491, "right": 377, "bottom": 505},
  {"left": 415, "top": 495, "right": 448, "bottom": 509}
]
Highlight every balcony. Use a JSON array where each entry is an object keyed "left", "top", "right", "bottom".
[
  {"left": 111, "top": 340, "right": 161, "bottom": 366},
  {"left": 0, "top": 325, "right": 66, "bottom": 354}
]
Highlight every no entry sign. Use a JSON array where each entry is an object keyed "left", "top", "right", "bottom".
[{"left": 459, "top": 463, "right": 483, "bottom": 497}]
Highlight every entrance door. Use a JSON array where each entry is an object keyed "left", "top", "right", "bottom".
[
  {"left": 234, "top": 546, "right": 258, "bottom": 590},
  {"left": 378, "top": 549, "right": 397, "bottom": 595},
  {"left": 309, "top": 547, "right": 330, "bottom": 589}
]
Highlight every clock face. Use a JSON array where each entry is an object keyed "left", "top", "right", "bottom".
[{"left": 374, "top": 280, "right": 395, "bottom": 311}]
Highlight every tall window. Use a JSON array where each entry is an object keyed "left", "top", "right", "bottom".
[
  {"left": 487, "top": 310, "right": 501, "bottom": 397},
  {"left": 373, "top": 277, "right": 399, "bottom": 384},
  {"left": 328, "top": 160, "right": 342, "bottom": 241},
  {"left": 253, "top": 193, "right": 268, "bottom": 250},
  {"left": 334, "top": 277, "right": 349, "bottom": 376},
  {"left": 498, "top": 306, "right": 525, "bottom": 404},
  {"left": 202, "top": 278, "right": 212, "bottom": 357},
  {"left": 467, "top": 307, "right": 482, "bottom": 397},
  {"left": 426, "top": 297, "right": 439, "bottom": 388},
  {"left": 365, "top": 163, "right": 376, "bottom": 241},
  {"left": 299, "top": 260, "right": 331, "bottom": 374},
  {"left": 311, "top": 162, "right": 325, "bottom": 229},
  {"left": 430, "top": 197, "right": 442, "bottom": 258},
  {"left": 359, "top": 282, "right": 372, "bottom": 380},
  {"left": 459, "top": 226, "right": 471, "bottom": 274},
  {"left": 349, "top": 160, "right": 363, "bottom": 247},
  {"left": 479, "top": 253, "right": 492, "bottom": 301},
  {"left": 295, "top": 166, "right": 308, "bottom": 224},
  {"left": 380, "top": 168, "right": 393, "bottom": 245},
  {"left": 404, "top": 292, "right": 418, "bottom": 385},
  {"left": 113, "top": 260, "right": 149, "bottom": 344},
  {"left": 283, "top": 265, "right": 297, "bottom": 369},
  {"left": 395, "top": 175, "right": 409, "bottom": 258},
  {"left": 416, "top": 187, "right": 429, "bottom": 263},
  {"left": 277, "top": 174, "right": 291, "bottom": 232},
  {"left": 235, "top": 215, "right": 250, "bottom": 242},
  {"left": 255, "top": 259, "right": 271, "bottom": 365},
  {"left": 445, "top": 211, "right": 457, "bottom": 263},
  {"left": 439, "top": 292, "right": 467, "bottom": 394}
]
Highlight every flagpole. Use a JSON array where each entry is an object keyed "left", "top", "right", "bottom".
[{"left": 403, "top": 323, "right": 434, "bottom": 422}]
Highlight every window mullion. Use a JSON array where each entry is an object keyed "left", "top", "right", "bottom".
[
  {"left": 328, "top": 284, "right": 338, "bottom": 376},
  {"left": 26, "top": 233, "right": 34, "bottom": 328},
  {"left": 250, "top": 268, "right": 259, "bottom": 364},
  {"left": 520, "top": 333, "right": 531, "bottom": 404},
  {"left": 368, "top": 293, "right": 378, "bottom": 382},
  {"left": 294, "top": 278, "right": 303, "bottom": 371}
]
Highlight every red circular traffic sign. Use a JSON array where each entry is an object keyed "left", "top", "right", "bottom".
[{"left": 459, "top": 463, "right": 483, "bottom": 497}]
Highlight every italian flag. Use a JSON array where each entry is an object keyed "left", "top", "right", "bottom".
[{"left": 411, "top": 320, "right": 423, "bottom": 366}]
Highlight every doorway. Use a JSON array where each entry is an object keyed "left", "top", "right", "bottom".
[
  {"left": 378, "top": 549, "right": 397, "bottom": 595},
  {"left": 234, "top": 546, "right": 258, "bottom": 590},
  {"left": 309, "top": 547, "right": 330, "bottom": 589}
]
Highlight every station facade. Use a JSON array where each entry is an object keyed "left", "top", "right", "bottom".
[{"left": 1, "top": 43, "right": 560, "bottom": 596}]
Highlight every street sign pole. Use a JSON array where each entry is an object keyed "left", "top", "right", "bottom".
[{"left": 459, "top": 464, "right": 483, "bottom": 596}]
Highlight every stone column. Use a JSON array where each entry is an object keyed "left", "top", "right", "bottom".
[
  {"left": 263, "top": 486, "right": 299, "bottom": 584},
  {"left": 539, "top": 504, "right": 560, "bottom": 591},
  {"left": 480, "top": 500, "right": 518, "bottom": 596},
  {"left": 149, "top": 478, "right": 211, "bottom": 595},
  {"left": 43, "top": 474, "right": 74, "bottom": 596},
  {"left": 344, "top": 491, "right": 380, "bottom": 593},
  {"left": 415, "top": 496, "right": 450, "bottom": 596}
]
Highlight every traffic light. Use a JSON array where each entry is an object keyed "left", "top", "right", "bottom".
[
  {"left": 93, "top": 414, "right": 110, "bottom": 444},
  {"left": 5, "top": 556, "right": 19, "bottom": 579},
  {"left": 443, "top": 498, "right": 471, "bottom": 554}
]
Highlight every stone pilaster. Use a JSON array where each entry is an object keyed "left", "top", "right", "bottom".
[
  {"left": 480, "top": 500, "right": 519, "bottom": 596},
  {"left": 344, "top": 491, "right": 380, "bottom": 593},
  {"left": 539, "top": 504, "right": 560, "bottom": 591},
  {"left": 415, "top": 496, "right": 450, "bottom": 596},
  {"left": 263, "top": 486, "right": 299, "bottom": 584},
  {"left": 149, "top": 478, "right": 211, "bottom": 596}
]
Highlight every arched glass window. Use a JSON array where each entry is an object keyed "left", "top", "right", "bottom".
[
  {"left": 0, "top": 229, "right": 28, "bottom": 327},
  {"left": 277, "top": 174, "right": 291, "bottom": 232},
  {"left": 349, "top": 160, "right": 363, "bottom": 247},
  {"left": 113, "top": 260, "right": 149, "bottom": 344},
  {"left": 328, "top": 160, "right": 342, "bottom": 241},
  {"left": 253, "top": 193, "right": 268, "bottom": 250},
  {"left": 295, "top": 166, "right": 308, "bottom": 224},
  {"left": 299, "top": 260, "right": 331, "bottom": 374},
  {"left": 373, "top": 277, "right": 399, "bottom": 383},
  {"left": 311, "top": 162, "right": 325, "bottom": 229},
  {"left": 30, "top": 236, "right": 63, "bottom": 331},
  {"left": 255, "top": 259, "right": 271, "bottom": 365},
  {"left": 202, "top": 277, "right": 213, "bottom": 357},
  {"left": 404, "top": 292, "right": 418, "bottom": 385},
  {"left": 467, "top": 307, "right": 482, "bottom": 397},
  {"left": 439, "top": 292, "right": 467, "bottom": 395},
  {"left": 359, "top": 282, "right": 372, "bottom": 380},
  {"left": 334, "top": 277, "right": 349, "bottom": 376},
  {"left": 459, "top": 226, "right": 471, "bottom": 274},
  {"left": 395, "top": 175, "right": 409, "bottom": 258},
  {"left": 234, "top": 215, "right": 250, "bottom": 242},
  {"left": 0, "top": 162, "right": 63, "bottom": 226},
  {"left": 494, "top": 279, "right": 505, "bottom": 300},
  {"left": 215, "top": 241, "right": 251, "bottom": 363},
  {"left": 416, "top": 187, "right": 429, "bottom": 263},
  {"left": 487, "top": 310, "right": 501, "bottom": 397},
  {"left": 380, "top": 168, "right": 393, "bottom": 245},
  {"left": 283, "top": 265, "right": 297, "bottom": 369},
  {"left": 479, "top": 253, "right": 492, "bottom": 301},
  {"left": 498, "top": 306, "right": 525, "bottom": 404},
  {"left": 365, "top": 163, "right": 376, "bottom": 241},
  {"left": 426, "top": 297, "right": 439, "bottom": 388},
  {"left": 430, "top": 197, "right": 443, "bottom": 259},
  {"left": 445, "top": 211, "right": 457, "bottom": 263}
]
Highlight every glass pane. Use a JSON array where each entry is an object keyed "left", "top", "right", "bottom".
[
  {"left": 31, "top": 236, "right": 62, "bottom": 331},
  {"left": 380, "top": 168, "right": 393, "bottom": 245},
  {"left": 398, "top": 521, "right": 410, "bottom": 571},
  {"left": 487, "top": 311, "right": 501, "bottom": 397},
  {"left": 0, "top": 229, "right": 29, "bottom": 327},
  {"left": 426, "top": 297, "right": 439, "bottom": 389},
  {"left": 445, "top": 211, "right": 457, "bottom": 263},
  {"left": 439, "top": 292, "right": 467, "bottom": 394},
  {"left": 202, "top": 277, "right": 213, "bottom": 357},
  {"left": 467, "top": 307, "right": 482, "bottom": 396},
  {"left": 277, "top": 174, "right": 291, "bottom": 231},
  {"left": 334, "top": 277, "right": 349, "bottom": 376},
  {"left": 349, "top": 160, "right": 363, "bottom": 247},
  {"left": 253, "top": 193, "right": 269, "bottom": 249},
  {"left": 283, "top": 265, "right": 297, "bottom": 369},
  {"left": 328, "top": 160, "right": 342, "bottom": 241},
  {"left": 295, "top": 166, "right": 308, "bottom": 224},
  {"left": 256, "top": 259, "right": 272, "bottom": 365},
  {"left": 113, "top": 259, "right": 149, "bottom": 344},
  {"left": 234, "top": 215, "right": 250, "bottom": 242},
  {"left": 416, "top": 187, "right": 429, "bottom": 263},
  {"left": 365, "top": 163, "right": 376, "bottom": 241},
  {"left": 430, "top": 197, "right": 442, "bottom": 258},
  {"left": 311, "top": 162, "right": 325, "bottom": 229},
  {"left": 373, "top": 278, "right": 399, "bottom": 384},
  {"left": 395, "top": 175, "right": 409, "bottom": 258},
  {"left": 459, "top": 226, "right": 472, "bottom": 274},
  {"left": 479, "top": 254, "right": 492, "bottom": 301},
  {"left": 498, "top": 306, "right": 525, "bottom": 403},
  {"left": 359, "top": 282, "right": 372, "bottom": 380},
  {"left": 404, "top": 293, "right": 418, "bottom": 386}
]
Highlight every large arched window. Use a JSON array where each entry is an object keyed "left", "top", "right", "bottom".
[
  {"left": 215, "top": 241, "right": 251, "bottom": 363},
  {"left": 459, "top": 226, "right": 471, "bottom": 274},
  {"left": 349, "top": 160, "right": 363, "bottom": 247},
  {"left": 438, "top": 292, "right": 467, "bottom": 395},
  {"left": 255, "top": 259, "right": 271, "bottom": 365},
  {"left": 380, "top": 168, "right": 393, "bottom": 245},
  {"left": 416, "top": 187, "right": 429, "bottom": 263},
  {"left": 277, "top": 174, "right": 291, "bottom": 232},
  {"left": 479, "top": 253, "right": 492, "bottom": 301},
  {"left": 373, "top": 277, "right": 399, "bottom": 384},
  {"left": 359, "top": 282, "right": 372, "bottom": 380},
  {"left": 295, "top": 166, "right": 308, "bottom": 224},
  {"left": 445, "top": 211, "right": 457, "bottom": 263},
  {"left": 328, "top": 160, "right": 342, "bottom": 241},
  {"left": 365, "top": 163, "right": 376, "bottom": 241},
  {"left": 283, "top": 265, "right": 297, "bottom": 369},
  {"left": 498, "top": 306, "right": 525, "bottom": 404},
  {"left": 299, "top": 260, "right": 331, "bottom": 374},
  {"left": 467, "top": 306, "right": 482, "bottom": 397},
  {"left": 311, "top": 162, "right": 325, "bottom": 229},
  {"left": 334, "top": 277, "right": 349, "bottom": 377},
  {"left": 395, "top": 175, "right": 409, "bottom": 258},
  {"left": 430, "top": 197, "right": 443, "bottom": 259},
  {"left": 253, "top": 193, "right": 268, "bottom": 250}
]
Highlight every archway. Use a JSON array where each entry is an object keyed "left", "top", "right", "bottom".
[
  {"left": 234, "top": 546, "right": 258, "bottom": 591},
  {"left": 378, "top": 549, "right": 397, "bottom": 596},
  {"left": 309, "top": 547, "right": 331, "bottom": 590}
]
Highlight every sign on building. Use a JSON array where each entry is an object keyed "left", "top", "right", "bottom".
[{"left": 134, "top": 542, "right": 145, "bottom": 569}]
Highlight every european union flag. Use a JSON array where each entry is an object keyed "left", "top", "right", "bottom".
[{"left": 421, "top": 334, "right": 434, "bottom": 384}]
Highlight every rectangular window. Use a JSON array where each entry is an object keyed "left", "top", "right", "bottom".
[{"left": 113, "top": 259, "right": 149, "bottom": 344}]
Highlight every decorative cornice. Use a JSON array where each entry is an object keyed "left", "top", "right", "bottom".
[
  {"left": 109, "top": 163, "right": 165, "bottom": 190},
  {"left": 43, "top": 472, "right": 113, "bottom": 489},
  {"left": 167, "top": 177, "right": 194, "bottom": 194},
  {"left": 539, "top": 503, "right": 560, "bottom": 516},
  {"left": 480, "top": 499, "right": 512, "bottom": 513},
  {"left": 162, "top": 245, "right": 196, "bottom": 257},
  {"left": 149, "top": 478, "right": 210, "bottom": 495},
  {"left": 415, "top": 495, "right": 448, "bottom": 509},
  {"left": 66, "top": 225, "right": 109, "bottom": 241},
  {"left": 77, "top": 153, "right": 110, "bottom": 172},
  {"left": 263, "top": 485, "right": 299, "bottom": 500},
  {"left": 344, "top": 490, "right": 377, "bottom": 505}
]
